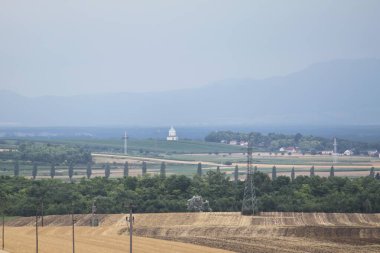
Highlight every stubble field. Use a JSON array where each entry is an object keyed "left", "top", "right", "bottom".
[{"left": 1, "top": 226, "right": 231, "bottom": 253}]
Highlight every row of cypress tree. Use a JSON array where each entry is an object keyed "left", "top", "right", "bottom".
[
  {"left": 9, "top": 160, "right": 380, "bottom": 181},
  {"left": 10, "top": 161, "right": 168, "bottom": 180},
  {"left": 233, "top": 165, "right": 378, "bottom": 182}
]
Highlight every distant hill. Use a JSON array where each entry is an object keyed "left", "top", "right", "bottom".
[{"left": 1, "top": 58, "right": 380, "bottom": 126}]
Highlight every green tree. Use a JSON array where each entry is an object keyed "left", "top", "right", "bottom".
[
  {"left": 86, "top": 162, "right": 92, "bottom": 179},
  {"left": 291, "top": 167, "right": 295, "bottom": 181},
  {"left": 14, "top": 160, "right": 20, "bottom": 177},
  {"left": 363, "top": 199, "right": 372, "bottom": 213},
  {"left": 369, "top": 167, "right": 375, "bottom": 178},
  {"left": 32, "top": 163, "right": 38, "bottom": 180},
  {"left": 0, "top": 194, "right": 8, "bottom": 218},
  {"left": 294, "top": 133, "right": 303, "bottom": 143},
  {"left": 50, "top": 164, "right": 55, "bottom": 179},
  {"left": 142, "top": 161, "right": 147, "bottom": 175},
  {"left": 123, "top": 161, "right": 129, "bottom": 177},
  {"left": 310, "top": 165, "right": 315, "bottom": 177},
  {"left": 160, "top": 162, "right": 166, "bottom": 178},
  {"left": 234, "top": 165, "right": 239, "bottom": 184},
  {"left": 272, "top": 166, "right": 277, "bottom": 180},
  {"left": 197, "top": 162, "right": 202, "bottom": 177},
  {"left": 68, "top": 164, "right": 74, "bottom": 181},
  {"left": 104, "top": 163, "right": 111, "bottom": 178},
  {"left": 216, "top": 166, "right": 220, "bottom": 173},
  {"left": 330, "top": 166, "right": 335, "bottom": 177},
  {"left": 1, "top": 169, "right": 380, "bottom": 215}
]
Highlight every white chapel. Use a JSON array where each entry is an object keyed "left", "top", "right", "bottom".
[{"left": 167, "top": 126, "right": 178, "bottom": 141}]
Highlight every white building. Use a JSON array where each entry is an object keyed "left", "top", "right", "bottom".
[
  {"left": 279, "top": 147, "right": 298, "bottom": 153},
  {"left": 229, "top": 140, "right": 238, "bottom": 145},
  {"left": 240, "top": 141, "right": 249, "bottom": 146},
  {"left": 343, "top": 150, "right": 354, "bottom": 156},
  {"left": 167, "top": 126, "right": 178, "bottom": 141},
  {"left": 321, "top": 150, "right": 333, "bottom": 155},
  {"left": 368, "top": 150, "right": 378, "bottom": 157}
]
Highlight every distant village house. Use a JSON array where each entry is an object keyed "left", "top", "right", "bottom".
[
  {"left": 228, "top": 140, "right": 248, "bottom": 146},
  {"left": 229, "top": 140, "right": 238, "bottom": 145},
  {"left": 279, "top": 147, "right": 299, "bottom": 153},
  {"left": 321, "top": 150, "right": 333, "bottom": 155},
  {"left": 343, "top": 150, "right": 354, "bottom": 156},
  {"left": 367, "top": 150, "right": 379, "bottom": 157},
  {"left": 0, "top": 147, "right": 17, "bottom": 152}
]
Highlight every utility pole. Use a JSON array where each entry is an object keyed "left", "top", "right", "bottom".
[
  {"left": 129, "top": 208, "right": 133, "bottom": 253},
  {"left": 1, "top": 196, "right": 5, "bottom": 251},
  {"left": 72, "top": 213, "right": 76, "bottom": 253},
  {"left": 2, "top": 213, "right": 4, "bottom": 250},
  {"left": 35, "top": 214, "right": 39, "bottom": 253},
  {"left": 40, "top": 200, "right": 44, "bottom": 227},
  {"left": 126, "top": 204, "right": 135, "bottom": 253},
  {"left": 91, "top": 200, "right": 97, "bottom": 227}
]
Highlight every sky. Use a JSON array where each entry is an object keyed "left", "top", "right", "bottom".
[{"left": 0, "top": 0, "right": 380, "bottom": 97}]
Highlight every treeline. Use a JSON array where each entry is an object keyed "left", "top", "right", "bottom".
[
  {"left": 205, "top": 131, "right": 380, "bottom": 153},
  {"left": 0, "top": 141, "right": 91, "bottom": 165},
  {"left": 1, "top": 171, "right": 380, "bottom": 216}
]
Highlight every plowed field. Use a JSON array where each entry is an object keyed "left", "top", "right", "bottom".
[{"left": 5, "top": 212, "right": 380, "bottom": 253}]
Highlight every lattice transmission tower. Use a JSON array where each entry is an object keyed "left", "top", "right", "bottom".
[
  {"left": 241, "top": 139, "right": 257, "bottom": 215},
  {"left": 333, "top": 137, "right": 338, "bottom": 164},
  {"left": 123, "top": 131, "right": 128, "bottom": 155}
]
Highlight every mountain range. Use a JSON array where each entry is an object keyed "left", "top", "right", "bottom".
[{"left": 1, "top": 58, "right": 380, "bottom": 127}]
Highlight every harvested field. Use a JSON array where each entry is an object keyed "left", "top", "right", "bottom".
[
  {"left": 5, "top": 212, "right": 380, "bottom": 253},
  {"left": 1, "top": 226, "right": 231, "bottom": 253}
]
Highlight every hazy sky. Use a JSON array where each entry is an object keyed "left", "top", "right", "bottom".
[{"left": 1, "top": 0, "right": 379, "bottom": 96}]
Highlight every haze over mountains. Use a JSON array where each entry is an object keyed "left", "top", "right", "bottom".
[{"left": 1, "top": 58, "right": 380, "bottom": 127}]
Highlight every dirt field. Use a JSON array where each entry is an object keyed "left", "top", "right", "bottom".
[{"left": 5, "top": 212, "right": 380, "bottom": 253}]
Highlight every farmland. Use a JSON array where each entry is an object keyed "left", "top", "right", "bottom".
[
  {"left": 7, "top": 138, "right": 246, "bottom": 154},
  {"left": 1, "top": 226, "right": 231, "bottom": 253},
  {"left": 91, "top": 152, "right": 380, "bottom": 179},
  {"left": 1, "top": 135, "right": 380, "bottom": 253},
  {"left": 3, "top": 212, "right": 380, "bottom": 253},
  {"left": 1, "top": 151, "right": 378, "bottom": 179},
  {"left": 0, "top": 136, "right": 379, "bottom": 179}
]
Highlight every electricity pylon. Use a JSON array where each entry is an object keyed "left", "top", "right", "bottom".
[{"left": 241, "top": 140, "right": 257, "bottom": 215}]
